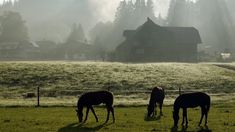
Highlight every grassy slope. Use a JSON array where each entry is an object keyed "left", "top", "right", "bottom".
[
  {"left": 1, "top": 61, "right": 235, "bottom": 97},
  {"left": 1, "top": 62, "right": 235, "bottom": 131},
  {"left": 0, "top": 105, "right": 234, "bottom": 132}
]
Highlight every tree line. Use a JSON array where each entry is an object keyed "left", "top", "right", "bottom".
[{"left": 0, "top": 0, "right": 235, "bottom": 61}]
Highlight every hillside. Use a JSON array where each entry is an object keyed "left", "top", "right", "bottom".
[{"left": 1, "top": 62, "right": 235, "bottom": 96}]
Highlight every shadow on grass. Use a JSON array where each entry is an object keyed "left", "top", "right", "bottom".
[
  {"left": 58, "top": 122, "right": 113, "bottom": 132},
  {"left": 197, "top": 126, "right": 212, "bottom": 132},
  {"left": 170, "top": 125, "right": 212, "bottom": 132},
  {"left": 144, "top": 115, "right": 162, "bottom": 121}
]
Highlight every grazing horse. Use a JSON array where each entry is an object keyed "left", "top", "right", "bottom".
[
  {"left": 173, "top": 92, "right": 210, "bottom": 127},
  {"left": 147, "top": 86, "right": 165, "bottom": 118},
  {"left": 75, "top": 91, "right": 115, "bottom": 123}
]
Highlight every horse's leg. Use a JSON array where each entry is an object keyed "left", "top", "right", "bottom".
[
  {"left": 110, "top": 106, "right": 115, "bottom": 123},
  {"left": 84, "top": 107, "right": 90, "bottom": 122},
  {"left": 199, "top": 107, "right": 205, "bottom": 126},
  {"left": 160, "top": 101, "right": 163, "bottom": 116},
  {"left": 154, "top": 103, "right": 157, "bottom": 117},
  {"left": 105, "top": 106, "right": 111, "bottom": 123},
  {"left": 205, "top": 106, "right": 208, "bottom": 126},
  {"left": 90, "top": 106, "right": 99, "bottom": 122},
  {"left": 182, "top": 108, "right": 186, "bottom": 126},
  {"left": 185, "top": 108, "right": 188, "bottom": 126}
]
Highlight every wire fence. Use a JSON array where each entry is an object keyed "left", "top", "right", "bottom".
[
  {"left": 25, "top": 87, "right": 212, "bottom": 107},
  {"left": 2, "top": 86, "right": 232, "bottom": 107}
]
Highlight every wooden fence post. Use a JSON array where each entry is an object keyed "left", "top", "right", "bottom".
[
  {"left": 37, "top": 86, "right": 40, "bottom": 107},
  {"left": 179, "top": 87, "right": 182, "bottom": 95}
]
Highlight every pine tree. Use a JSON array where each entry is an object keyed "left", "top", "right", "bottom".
[
  {"left": 114, "top": 0, "right": 127, "bottom": 25},
  {"left": 196, "top": 0, "right": 233, "bottom": 51},
  {"left": 146, "top": 0, "right": 156, "bottom": 21},
  {"left": 102, "top": 0, "right": 159, "bottom": 50},
  {"left": 66, "top": 23, "right": 86, "bottom": 43},
  {"left": 135, "top": 0, "right": 141, "bottom": 8},
  {"left": 167, "top": 0, "right": 176, "bottom": 26},
  {"left": 0, "top": 11, "right": 28, "bottom": 42},
  {"left": 166, "top": 0, "right": 188, "bottom": 26}
]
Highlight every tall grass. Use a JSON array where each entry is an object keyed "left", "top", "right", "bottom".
[{"left": 1, "top": 61, "right": 235, "bottom": 98}]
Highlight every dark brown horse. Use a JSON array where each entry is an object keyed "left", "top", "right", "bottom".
[
  {"left": 147, "top": 87, "right": 165, "bottom": 118},
  {"left": 173, "top": 92, "right": 210, "bottom": 127},
  {"left": 76, "top": 91, "right": 115, "bottom": 123}
]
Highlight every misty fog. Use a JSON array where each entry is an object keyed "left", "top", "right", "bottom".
[{"left": 0, "top": 0, "right": 235, "bottom": 62}]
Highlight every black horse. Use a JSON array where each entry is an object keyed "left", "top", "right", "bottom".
[
  {"left": 173, "top": 92, "right": 210, "bottom": 127},
  {"left": 76, "top": 91, "right": 115, "bottom": 123},
  {"left": 147, "top": 86, "right": 165, "bottom": 118}
]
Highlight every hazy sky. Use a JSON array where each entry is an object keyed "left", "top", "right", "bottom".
[
  {"left": 98, "top": 0, "right": 197, "bottom": 21},
  {"left": 0, "top": 0, "right": 197, "bottom": 22},
  {"left": 0, "top": 0, "right": 171, "bottom": 21},
  {"left": 90, "top": 0, "right": 171, "bottom": 22},
  {"left": 0, "top": 0, "right": 14, "bottom": 3}
]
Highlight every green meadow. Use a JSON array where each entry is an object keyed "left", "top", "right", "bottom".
[
  {"left": 1, "top": 62, "right": 235, "bottom": 96},
  {"left": 0, "top": 61, "right": 235, "bottom": 131},
  {"left": 0, "top": 104, "right": 235, "bottom": 132},
  {"left": 1, "top": 61, "right": 235, "bottom": 106}
]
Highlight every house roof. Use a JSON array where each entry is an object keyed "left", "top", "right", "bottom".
[
  {"left": 123, "top": 18, "right": 202, "bottom": 44},
  {"left": 165, "top": 27, "right": 202, "bottom": 44},
  {"left": 136, "top": 17, "right": 162, "bottom": 32}
]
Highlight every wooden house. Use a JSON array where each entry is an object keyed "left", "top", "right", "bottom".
[{"left": 115, "top": 18, "right": 202, "bottom": 62}]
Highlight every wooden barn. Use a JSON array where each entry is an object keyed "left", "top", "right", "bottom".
[{"left": 115, "top": 18, "right": 202, "bottom": 62}]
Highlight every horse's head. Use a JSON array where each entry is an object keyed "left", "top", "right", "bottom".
[
  {"left": 173, "top": 111, "right": 179, "bottom": 127},
  {"left": 75, "top": 109, "right": 83, "bottom": 123},
  {"left": 147, "top": 105, "right": 154, "bottom": 118}
]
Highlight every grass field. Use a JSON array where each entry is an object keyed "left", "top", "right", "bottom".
[
  {"left": 1, "top": 61, "right": 235, "bottom": 95},
  {"left": 1, "top": 61, "right": 235, "bottom": 106},
  {"left": 0, "top": 104, "right": 235, "bottom": 132},
  {"left": 1, "top": 61, "right": 235, "bottom": 131}
]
